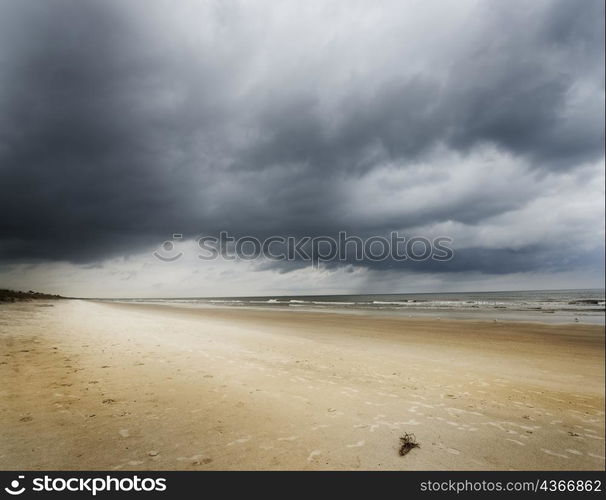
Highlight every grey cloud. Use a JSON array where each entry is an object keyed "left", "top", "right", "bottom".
[
  {"left": 0, "top": 0, "right": 603, "bottom": 281},
  {"left": 243, "top": 1, "right": 604, "bottom": 173}
]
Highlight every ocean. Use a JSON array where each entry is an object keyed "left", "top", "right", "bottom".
[{"left": 118, "top": 289, "right": 605, "bottom": 325}]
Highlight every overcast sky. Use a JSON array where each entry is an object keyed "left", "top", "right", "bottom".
[{"left": 0, "top": 0, "right": 604, "bottom": 297}]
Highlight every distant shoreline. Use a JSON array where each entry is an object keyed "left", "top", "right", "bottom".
[
  {"left": 95, "top": 288, "right": 606, "bottom": 326},
  {"left": 0, "top": 288, "right": 67, "bottom": 303}
]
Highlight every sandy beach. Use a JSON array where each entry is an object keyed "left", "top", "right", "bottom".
[{"left": 1, "top": 299, "right": 604, "bottom": 470}]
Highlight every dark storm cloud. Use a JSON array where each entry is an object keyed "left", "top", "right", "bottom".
[
  {"left": 0, "top": 0, "right": 215, "bottom": 260},
  {"left": 0, "top": 0, "right": 603, "bottom": 278}
]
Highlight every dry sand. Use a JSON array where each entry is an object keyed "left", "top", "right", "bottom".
[{"left": 0, "top": 299, "right": 604, "bottom": 470}]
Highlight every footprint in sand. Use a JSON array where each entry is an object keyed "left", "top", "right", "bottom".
[
  {"left": 177, "top": 454, "right": 213, "bottom": 465},
  {"left": 448, "top": 448, "right": 461, "bottom": 455},
  {"left": 506, "top": 439, "right": 525, "bottom": 446},
  {"left": 346, "top": 440, "right": 365, "bottom": 448},
  {"left": 566, "top": 449, "right": 582, "bottom": 455},
  {"left": 226, "top": 437, "right": 251, "bottom": 446},
  {"left": 192, "top": 458, "right": 213, "bottom": 465},
  {"left": 541, "top": 449, "right": 568, "bottom": 459},
  {"left": 400, "top": 419, "right": 421, "bottom": 426},
  {"left": 277, "top": 436, "right": 298, "bottom": 442},
  {"left": 307, "top": 450, "right": 322, "bottom": 461}
]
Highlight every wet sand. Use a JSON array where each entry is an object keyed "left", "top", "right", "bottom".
[{"left": 0, "top": 299, "right": 604, "bottom": 470}]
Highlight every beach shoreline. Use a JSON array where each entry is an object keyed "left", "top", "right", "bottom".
[
  {"left": 98, "top": 288, "right": 606, "bottom": 326},
  {"left": 1, "top": 299, "right": 604, "bottom": 470}
]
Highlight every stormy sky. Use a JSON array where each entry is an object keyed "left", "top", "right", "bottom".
[{"left": 0, "top": 0, "right": 604, "bottom": 297}]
